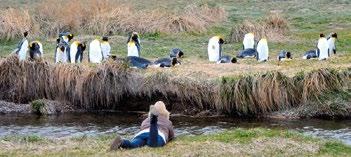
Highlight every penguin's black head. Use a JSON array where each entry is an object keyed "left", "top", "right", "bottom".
[
  {"left": 219, "top": 38, "right": 224, "bottom": 44},
  {"left": 102, "top": 36, "right": 109, "bottom": 42},
  {"left": 131, "top": 33, "right": 139, "bottom": 41},
  {"left": 68, "top": 34, "right": 74, "bottom": 41},
  {"left": 320, "top": 33, "right": 325, "bottom": 38},
  {"left": 331, "top": 33, "right": 337, "bottom": 39},
  {"left": 286, "top": 52, "right": 292, "bottom": 59},
  {"left": 80, "top": 43, "right": 87, "bottom": 51},
  {"left": 56, "top": 38, "right": 60, "bottom": 44},
  {"left": 231, "top": 57, "right": 237, "bottom": 63},
  {"left": 29, "top": 42, "right": 39, "bottom": 50},
  {"left": 23, "top": 31, "right": 28, "bottom": 38},
  {"left": 59, "top": 46, "right": 65, "bottom": 52},
  {"left": 178, "top": 50, "right": 184, "bottom": 58}
]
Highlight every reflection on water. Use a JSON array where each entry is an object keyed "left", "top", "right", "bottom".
[{"left": 0, "top": 113, "right": 350, "bottom": 145}]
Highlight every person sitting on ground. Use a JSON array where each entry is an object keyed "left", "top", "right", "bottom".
[{"left": 109, "top": 101, "right": 175, "bottom": 150}]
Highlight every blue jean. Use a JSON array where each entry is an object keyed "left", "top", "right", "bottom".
[
  {"left": 120, "top": 115, "right": 165, "bottom": 149},
  {"left": 120, "top": 132, "right": 165, "bottom": 149}
]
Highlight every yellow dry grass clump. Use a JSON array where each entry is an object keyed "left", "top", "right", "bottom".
[
  {"left": 229, "top": 13, "right": 289, "bottom": 42},
  {"left": 0, "top": 0, "right": 227, "bottom": 39}
]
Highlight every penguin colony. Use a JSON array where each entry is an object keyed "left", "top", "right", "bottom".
[{"left": 13, "top": 30, "right": 337, "bottom": 68}]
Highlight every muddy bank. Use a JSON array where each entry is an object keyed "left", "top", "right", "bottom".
[{"left": 0, "top": 56, "right": 350, "bottom": 118}]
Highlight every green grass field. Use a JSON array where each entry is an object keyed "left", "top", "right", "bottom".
[{"left": 1, "top": 128, "right": 351, "bottom": 156}]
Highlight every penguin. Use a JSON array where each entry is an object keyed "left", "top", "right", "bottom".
[
  {"left": 169, "top": 48, "right": 184, "bottom": 58},
  {"left": 237, "top": 48, "right": 257, "bottom": 58},
  {"left": 89, "top": 39, "right": 103, "bottom": 63},
  {"left": 101, "top": 36, "right": 111, "bottom": 60},
  {"left": 243, "top": 33, "right": 255, "bottom": 50},
  {"left": 127, "top": 32, "right": 141, "bottom": 57},
  {"left": 28, "top": 41, "right": 43, "bottom": 60},
  {"left": 256, "top": 38, "right": 269, "bottom": 62},
  {"left": 217, "top": 55, "right": 237, "bottom": 64},
  {"left": 58, "top": 32, "right": 74, "bottom": 62},
  {"left": 14, "top": 31, "right": 29, "bottom": 61},
  {"left": 327, "top": 32, "right": 337, "bottom": 55},
  {"left": 126, "top": 56, "right": 152, "bottom": 69},
  {"left": 302, "top": 49, "right": 318, "bottom": 59},
  {"left": 154, "top": 57, "right": 181, "bottom": 68},
  {"left": 70, "top": 41, "right": 86, "bottom": 63},
  {"left": 317, "top": 33, "right": 329, "bottom": 60},
  {"left": 207, "top": 36, "right": 224, "bottom": 62},
  {"left": 277, "top": 50, "right": 292, "bottom": 61},
  {"left": 54, "top": 38, "right": 67, "bottom": 63}
]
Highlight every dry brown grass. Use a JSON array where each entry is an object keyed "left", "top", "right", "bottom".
[
  {"left": 0, "top": 0, "right": 227, "bottom": 39},
  {"left": 229, "top": 13, "right": 289, "bottom": 43},
  {"left": 0, "top": 57, "right": 349, "bottom": 116}
]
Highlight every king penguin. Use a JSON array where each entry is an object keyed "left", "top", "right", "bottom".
[
  {"left": 89, "top": 39, "right": 103, "bottom": 63},
  {"left": 327, "top": 32, "right": 337, "bottom": 55},
  {"left": 217, "top": 55, "right": 237, "bottom": 64},
  {"left": 58, "top": 32, "right": 74, "bottom": 62},
  {"left": 55, "top": 38, "right": 66, "bottom": 63},
  {"left": 14, "top": 32, "right": 29, "bottom": 61},
  {"left": 154, "top": 57, "right": 181, "bottom": 68},
  {"left": 70, "top": 41, "right": 86, "bottom": 63},
  {"left": 277, "top": 50, "right": 292, "bottom": 61},
  {"left": 101, "top": 36, "right": 111, "bottom": 60},
  {"left": 28, "top": 41, "right": 43, "bottom": 60},
  {"left": 256, "top": 38, "right": 269, "bottom": 62},
  {"left": 127, "top": 32, "right": 141, "bottom": 57},
  {"left": 208, "top": 36, "right": 224, "bottom": 62},
  {"left": 126, "top": 56, "right": 152, "bottom": 69},
  {"left": 317, "top": 33, "right": 329, "bottom": 60},
  {"left": 243, "top": 33, "right": 255, "bottom": 50}
]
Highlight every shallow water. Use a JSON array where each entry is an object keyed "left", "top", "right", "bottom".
[{"left": 0, "top": 113, "right": 350, "bottom": 145}]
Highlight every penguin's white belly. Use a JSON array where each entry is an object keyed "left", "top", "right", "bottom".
[
  {"left": 101, "top": 43, "right": 111, "bottom": 60},
  {"left": 257, "top": 43, "right": 269, "bottom": 61},
  {"left": 70, "top": 44, "right": 78, "bottom": 63},
  {"left": 208, "top": 39, "right": 220, "bottom": 62},
  {"left": 18, "top": 40, "right": 28, "bottom": 61},
  {"left": 128, "top": 44, "right": 139, "bottom": 57},
  {"left": 55, "top": 48, "right": 65, "bottom": 63},
  {"left": 327, "top": 39, "right": 335, "bottom": 53},
  {"left": 243, "top": 37, "right": 254, "bottom": 49},
  {"left": 89, "top": 40, "right": 103, "bottom": 63},
  {"left": 318, "top": 39, "right": 329, "bottom": 60}
]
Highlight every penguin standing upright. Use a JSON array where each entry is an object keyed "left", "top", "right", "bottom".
[
  {"left": 207, "top": 36, "right": 224, "bottom": 62},
  {"left": 14, "top": 32, "right": 29, "bottom": 61},
  {"left": 243, "top": 33, "right": 255, "bottom": 50},
  {"left": 89, "top": 39, "right": 103, "bottom": 63},
  {"left": 101, "top": 36, "right": 111, "bottom": 60},
  {"left": 256, "top": 38, "right": 269, "bottom": 62},
  {"left": 28, "top": 41, "right": 43, "bottom": 60},
  {"left": 55, "top": 38, "right": 66, "bottom": 63},
  {"left": 127, "top": 32, "right": 141, "bottom": 57},
  {"left": 317, "top": 34, "right": 329, "bottom": 60},
  {"left": 58, "top": 32, "right": 74, "bottom": 62},
  {"left": 327, "top": 33, "right": 337, "bottom": 55},
  {"left": 70, "top": 41, "right": 86, "bottom": 63}
]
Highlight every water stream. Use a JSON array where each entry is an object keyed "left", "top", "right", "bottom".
[{"left": 0, "top": 113, "right": 350, "bottom": 145}]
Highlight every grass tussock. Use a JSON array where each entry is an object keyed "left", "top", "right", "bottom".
[
  {"left": 0, "top": 0, "right": 227, "bottom": 39},
  {"left": 0, "top": 57, "right": 349, "bottom": 116},
  {"left": 229, "top": 13, "right": 289, "bottom": 42}
]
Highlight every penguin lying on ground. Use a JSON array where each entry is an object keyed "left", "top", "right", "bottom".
[
  {"left": 169, "top": 48, "right": 184, "bottom": 58},
  {"left": 327, "top": 32, "right": 337, "bottom": 55},
  {"left": 127, "top": 32, "right": 141, "bottom": 57},
  {"left": 208, "top": 36, "right": 224, "bottom": 62},
  {"left": 13, "top": 32, "right": 29, "bottom": 61},
  {"left": 237, "top": 48, "right": 257, "bottom": 58},
  {"left": 243, "top": 33, "right": 255, "bottom": 50},
  {"left": 28, "top": 41, "right": 43, "bottom": 60},
  {"left": 277, "top": 50, "right": 292, "bottom": 61},
  {"left": 256, "top": 38, "right": 269, "bottom": 62},
  {"left": 317, "top": 33, "right": 329, "bottom": 60},
  {"left": 302, "top": 49, "right": 318, "bottom": 59},
  {"left": 70, "top": 41, "right": 86, "bottom": 63},
  {"left": 126, "top": 56, "right": 181, "bottom": 69},
  {"left": 217, "top": 55, "right": 237, "bottom": 63}
]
